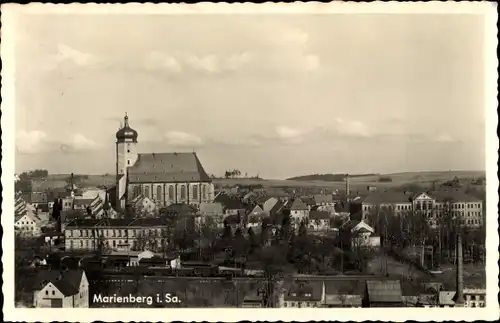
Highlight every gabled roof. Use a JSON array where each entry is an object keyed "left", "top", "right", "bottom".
[
  {"left": 314, "top": 194, "right": 333, "bottom": 204},
  {"left": 28, "top": 269, "right": 84, "bottom": 297},
  {"left": 300, "top": 197, "right": 316, "bottom": 207},
  {"left": 127, "top": 152, "right": 211, "bottom": 183},
  {"left": 324, "top": 280, "right": 366, "bottom": 295},
  {"left": 30, "top": 192, "right": 48, "bottom": 204},
  {"left": 247, "top": 205, "right": 264, "bottom": 216},
  {"left": 73, "top": 198, "right": 95, "bottom": 206},
  {"left": 214, "top": 193, "right": 247, "bottom": 210},
  {"left": 309, "top": 210, "right": 331, "bottom": 220},
  {"left": 289, "top": 198, "right": 308, "bottom": 211},
  {"left": 284, "top": 281, "right": 323, "bottom": 301},
  {"left": 427, "top": 190, "right": 481, "bottom": 203},
  {"left": 366, "top": 280, "right": 403, "bottom": 303},
  {"left": 362, "top": 192, "right": 412, "bottom": 204},
  {"left": 199, "top": 202, "right": 224, "bottom": 215}
]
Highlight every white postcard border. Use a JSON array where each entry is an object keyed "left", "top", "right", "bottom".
[{"left": 1, "top": 2, "right": 498, "bottom": 322}]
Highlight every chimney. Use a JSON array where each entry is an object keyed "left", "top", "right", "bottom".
[
  {"left": 453, "top": 233, "right": 465, "bottom": 306},
  {"left": 345, "top": 174, "right": 350, "bottom": 201}
]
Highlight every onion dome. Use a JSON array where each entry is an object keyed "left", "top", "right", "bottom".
[{"left": 116, "top": 113, "right": 138, "bottom": 142}]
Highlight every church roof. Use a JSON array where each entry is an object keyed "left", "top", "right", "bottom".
[{"left": 128, "top": 152, "right": 211, "bottom": 183}]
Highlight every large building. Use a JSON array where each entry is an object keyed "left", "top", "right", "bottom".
[
  {"left": 360, "top": 190, "right": 483, "bottom": 228},
  {"left": 115, "top": 114, "right": 215, "bottom": 211}
]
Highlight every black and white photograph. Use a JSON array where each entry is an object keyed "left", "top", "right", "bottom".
[{"left": 2, "top": 2, "right": 498, "bottom": 322}]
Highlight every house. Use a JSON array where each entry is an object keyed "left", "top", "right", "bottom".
[
  {"left": 364, "top": 280, "right": 403, "bottom": 307},
  {"left": 438, "top": 289, "right": 486, "bottom": 308},
  {"left": 341, "top": 220, "right": 380, "bottom": 248},
  {"left": 308, "top": 211, "right": 331, "bottom": 232},
  {"left": 214, "top": 193, "right": 247, "bottom": 216},
  {"left": 130, "top": 195, "right": 157, "bottom": 216},
  {"left": 288, "top": 198, "right": 309, "bottom": 225},
  {"left": 299, "top": 197, "right": 316, "bottom": 210},
  {"left": 15, "top": 212, "right": 44, "bottom": 237},
  {"left": 314, "top": 194, "right": 334, "bottom": 206},
  {"left": 262, "top": 197, "right": 279, "bottom": 214},
  {"left": 279, "top": 280, "right": 323, "bottom": 308},
  {"left": 199, "top": 202, "right": 224, "bottom": 216},
  {"left": 361, "top": 192, "right": 413, "bottom": 219},
  {"left": 32, "top": 269, "right": 89, "bottom": 308},
  {"left": 322, "top": 280, "right": 365, "bottom": 307},
  {"left": 245, "top": 205, "right": 266, "bottom": 229},
  {"left": 30, "top": 191, "right": 48, "bottom": 208}
]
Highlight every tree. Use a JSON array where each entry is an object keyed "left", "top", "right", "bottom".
[
  {"left": 247, "top": 227, "right": 258, "bottom": 254},
  {"left": 259, "top": 246, "right": 286, "bottom": 307}
]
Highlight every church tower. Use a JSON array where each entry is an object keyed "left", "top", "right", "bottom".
[{"left": 115, "top": 113, "right": 139, "bottom": 211}]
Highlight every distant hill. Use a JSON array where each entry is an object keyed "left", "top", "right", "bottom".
[{"left": 287, "top": 173, "right": 379, "bottom": 182}]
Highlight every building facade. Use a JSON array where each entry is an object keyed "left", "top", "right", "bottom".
[
  {"left": 64, "top": 218, "right": 171, "bottom": 252},
  {"left": 361, "top": 191, "right": 483, "bottom": 228},
  {"left": 115, "top": 114, "right": 215, "bottom": 211}
]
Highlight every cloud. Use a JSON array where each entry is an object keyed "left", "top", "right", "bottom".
[
  {"left": 164, "top": 131, "right": 203, "bottom": 148},
  {"left": 332, "top": 118, "right": 372, "bottom": 138},
  {"left": 434, "top": 132, "right": 458, "bottom": 143},
  {"left": 55, "top": 44, "right": 98, "bottom": 66},
  {"left": 275, "top": 126, "right": 307, "bottom": 144},
  {"left": 145, "top": 51, "right": 254, "bottom": 74},
  {"left": 68, "top": 134, "right": 100, "bottom": 151},
  {"left": 143, "top": 26, "right": 319, "bottom": 75},
  {"left": 16, "top": 130, "right": 50, "bottom": 154}
]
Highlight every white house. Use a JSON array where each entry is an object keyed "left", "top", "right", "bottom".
[
  {"left": 289, "top": 199, "right": 309, "bottom": 225},
  {"left": 15, "top": 213, "right": 43, "bottom": 237},
  {"left": 343, "top": 220, "right": 380, "bottom": 248},
  {"left": 33, "top": 270, "right": 89, "bottom": 308},
  {"left": 130, "top": 195, "right": 157, "bottom": 216},
  {"left": 308, "top": 211, "right": 331, "bottom": 232}
]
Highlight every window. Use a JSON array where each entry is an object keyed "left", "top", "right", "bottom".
[
  {"left": 52, "top": 290, "right": 55, "bottom": 295},
  {"left": 144, "top": 186, "right": 150, "bottom": 199},
  {"left": 127, "top": 160, "right": 130, "bottom": 165},
  {"left": 46, "top": 290, "right": 49, "bottom": 295},
  {"left": 193, "top": 185, "right": 198, "bottom": 200},
  {"left": 180, "top": 185, "right": 186, "bottom": 199},
  {"left": 169, "top": 186, "right": 175, "bottom": 200},
  {"left": 202, "top": 185, "right": 207, "bottom": 199},
  {"left": 156, "top": 186, "right": 163, "bottom": 202}
]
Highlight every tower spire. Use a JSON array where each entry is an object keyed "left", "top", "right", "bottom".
[{"left": 124, "top": 112, "right": 129, "bottom": 127}]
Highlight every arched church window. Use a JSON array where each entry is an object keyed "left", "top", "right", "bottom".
[
  {"left": 180, "top": 185, "right": 186, "bottom": 200},
  {"left": 134, "top": 186, "right": 141, "bottom": 198},
  {"left": 156, "top": 186, "right": 163, "bottom": 202},
  {"left": 168, "top": 186, "right": 175, "bottom": 201},
  {"left": 202, "top": 185, "right": 207, "bottom": 200},
  {"left": 144, "top": 186, "right": 150, "bottom": 199},
  {"left": 181, "top": 185, "right": 186, "bottom": 199},
  {"left": 193, "top": 185, "right": 198, "bottom": 200}
]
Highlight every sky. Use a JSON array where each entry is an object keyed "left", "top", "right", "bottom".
[{"left": 14, "top": 13, "right": 487, "bottom": 179}]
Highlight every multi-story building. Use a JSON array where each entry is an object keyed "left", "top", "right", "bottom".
[
  {"left": 64, "top": 217, "right": 173, "bottom": 252},
  {"left": 360, "top": 190, "right": 483, "bottom": 228},
  {"left": 114, "top": 113, "right": 215, "bottom": 210},
  {"left": 361, "top": 192, "right": 413, "bottom": 219}
]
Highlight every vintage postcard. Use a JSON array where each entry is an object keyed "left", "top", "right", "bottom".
[{"left": 1, "top": 2, "right": 498, "bottom": 322}]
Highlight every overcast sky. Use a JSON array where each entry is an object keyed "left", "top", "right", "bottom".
[{"left": 14, "top": 13, "right": 486, "bottom": 179}]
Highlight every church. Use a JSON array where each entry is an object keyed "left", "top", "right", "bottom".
[{"left": 115, "top": 113, "right": 215, "bottom": 211}]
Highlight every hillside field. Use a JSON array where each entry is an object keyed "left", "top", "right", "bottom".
[{"left": 36, "top": 170, "right": 485, "bottom": 191}]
